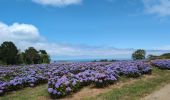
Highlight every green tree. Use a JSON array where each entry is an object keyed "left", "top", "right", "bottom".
[
  {"left": 0, "top": 41, "right": 19, "bottom": 65},
  {"left": 25, "top": 47, "right": 40, "bottom": 64},
  {"left": 39, "top": 50, "right": 50, "bottom": 63},
  {"left": 132, "top": 49, "right": 146, "bottom": 60},
  {"left": 39, "top": 50, "right": 47, "bottom": 54},
  {"left": 16, "top": 52, "right": 26, "bottom": 64}
]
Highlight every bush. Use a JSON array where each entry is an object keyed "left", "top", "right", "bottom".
[{"left": 132, "top": 49, "right": 146, "bottom": 60}]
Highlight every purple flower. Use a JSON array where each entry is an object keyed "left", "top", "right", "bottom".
[
  {"left": 66, "top": 87, "right": 72, "bottom": 92},
  {"left": 48, "top": 88, "right": 53, "bottom": 93},
  {"left": 72, "top": 80, "right": 77, "bottom": 86},
  {"left": 65, "top": 81, "right": 70, "bottom": 86},
  {"left": 53, "top": 90, "right": 57, "bottom": 94},
  {"left": 55, "top": 83, "right": 59, "bottom": 88},
  {"left": 57, "top": 92, "right": 61, "bottom": 95}
]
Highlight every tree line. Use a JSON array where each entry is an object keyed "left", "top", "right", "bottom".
[
  {"left": 0, "top": 41, "right": 50, "bottom": 65},
  {"left": 0, "top": 41, "right": 168, "bottom": 65},
  {"left": 147, "top": 53, "right": 170, "bottom": 60},
  {"left": 132, "top": 49, "right": 170, "bottom": 60}
]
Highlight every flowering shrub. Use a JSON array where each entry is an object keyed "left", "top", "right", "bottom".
[
  {"left": 151, "top": 59, "right": 170, "bottom": 69},
  {"left": 48, "top": 76, "right": 81, "bottom": 98},
  {"left": 0, "top": 64, "right": 48, "bottom": 95},
  {"left": 123, "top": 66, "right": 141, "bottom": 77},
  {"left": 46, "top": 61, "right": 151, "bottom": 98},
  {"left": 0, "top": 61, "right": 152, "bottom": 98},
  {"left": 0, "top": 81, "right": 8, "bottom": 95}
]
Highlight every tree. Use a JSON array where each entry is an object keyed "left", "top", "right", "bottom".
[
  {"left": 16, "top": 52, "right": 26, "bottom": 64},
  {"left": 25, "top": 47, "right": 40, "bottom": 64},
  {"left": 39, "top": 50, "right": 50, "bottom": 64},
  {"left": 0, "top": 41, "right": 19, "bottom": 65},
  {"left": 40, "top": 54, "right": 50, "bottom": 63},
  {"left": 39, "top": 50, "right": 47, "bottom": 54},
  {"left": 132, "top": 49, "right": 146, "bottom": 60},
  {"left": 0, "top": 42, "right": 51, "bottom": 65}
]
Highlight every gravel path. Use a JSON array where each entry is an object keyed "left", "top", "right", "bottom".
[{"left": 142, "top": 84, "right": 170, "bottom": 100}]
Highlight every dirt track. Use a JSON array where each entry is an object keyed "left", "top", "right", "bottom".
[{"left": 142, "top": 84, "right": 170, "bottom": 100}]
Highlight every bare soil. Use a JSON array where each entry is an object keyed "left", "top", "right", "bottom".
[{"left": 142, "top": 84, "right": 170, "bottom": 100}]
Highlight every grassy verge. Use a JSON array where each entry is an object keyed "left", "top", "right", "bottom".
[
  {"left": 1, "top": 67, "right": 170, "bottom": 100},
  {"left": 87, "top": 68, "right": 170, "bottom": 100},
  {"left": 0, "top": 84, "right": 49, "bottom": 100}
]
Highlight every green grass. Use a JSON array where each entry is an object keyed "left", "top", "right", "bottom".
[
  {"left": 0, "top": 84, "right": 49, "bottom": 100},
  {"left": 87, "top": 68, "right": 170, "bottom": 100},
  {"left": 1, "top": 68, "right": 170, "bottom": 100}
]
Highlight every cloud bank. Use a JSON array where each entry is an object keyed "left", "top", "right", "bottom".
[
  {"left": 0, "top": 21, "right": 169, "bottom": 60},
  {"left": 143, "top": 0, "right": 170, "bottom": 16},
  {"left": 31, "top": 0, "right": 170, "bottom": 17},
  {"left": 32, "top": 0, "right": 82, "bottom": 7}
]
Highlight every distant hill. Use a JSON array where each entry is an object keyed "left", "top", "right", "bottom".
[{"left": 148, "top": 53, "right": 170, "bottom": 60}]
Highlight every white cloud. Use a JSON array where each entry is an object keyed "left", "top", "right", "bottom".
[
  {"left": 153, "top": 45, "right": 170, "bottom": 50},
  {"left": 0, "top": 22, "right": 132, "bottom": 59},
  {"left": 32, "top": 0, "right": 82, "bottom": 7},
  {"left": 0, "top": 22, "right": 44, "bottom": 43},
  {"left": 0, "top": 21, "right": 169, "bottom": 60},
  {"left": 143, "top": 0, "right": 170, "bottom": 16}
]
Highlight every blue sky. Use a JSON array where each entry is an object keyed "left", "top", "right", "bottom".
[{"left": 0, "top": 0, "right": 170, "bottom": 60}]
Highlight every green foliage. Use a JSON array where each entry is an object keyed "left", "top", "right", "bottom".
[
  {"left": 25, "top": 47, "right": 40, "bottom": 64},
  {"left": 147, "top": 53, "right": 170, "bottom": 60},
  {"left": 39, "top": 50, "right": 47, "bottom": 54},
  {"left": 39, "top": 50, "right": 50, "bottom": 64},
  {"left": 147, "top": 55, "right": 160, "bottom": 60},
  {"left": 160, "top": 53, "right": 170, "bottom": 59},
  {"left": 0, "top": 60, "right": 5, "bottom": 65},
  {"left": 0, "top": 41, "right": 51, "bottom": 65},
  {"left": 0, "top": 41, "right": 19, "bottom": 65},
  {"left": 17, "top": 52, "right": 26, "bottom": 64},
  {"left": 132, "top": 49, "right": 146, "bottom": 60},
  {"left": 100, "top": 59, "right": 108, "bottom": 62}
]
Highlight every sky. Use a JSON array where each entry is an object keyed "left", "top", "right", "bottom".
[{"left": 0, "top": 0, "right": 170, "bottom": 60}]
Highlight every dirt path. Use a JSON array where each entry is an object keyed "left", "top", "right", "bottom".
[{"left": 142, "top": 84, "right": 170, "bottom": 100}]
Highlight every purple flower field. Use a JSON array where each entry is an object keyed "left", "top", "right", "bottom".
[
  {"left": 151, "top": 59, "right": 170, "bottom": 69},
  {"left": 0, "top": 61, "right": 153, "bottom": 98}
]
